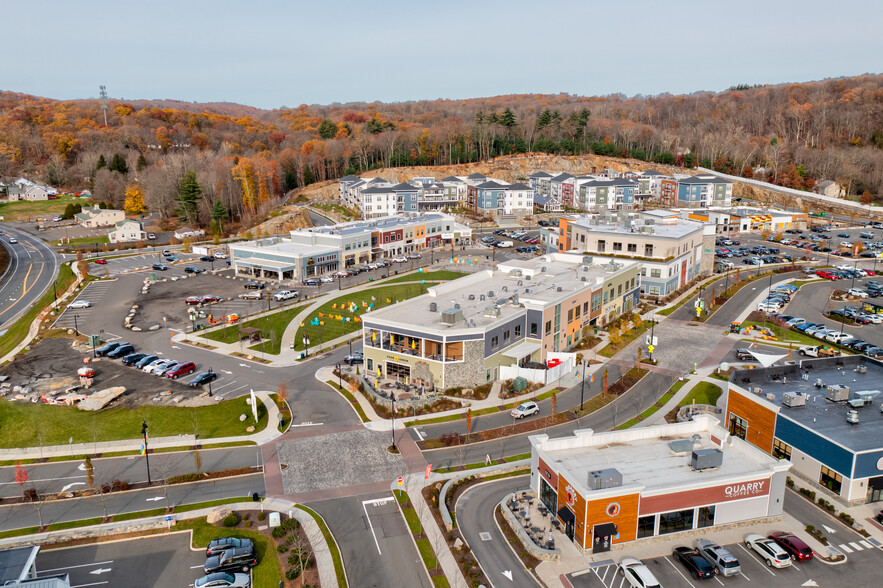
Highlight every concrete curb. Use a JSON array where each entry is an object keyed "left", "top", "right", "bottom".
[{"left": 438, "top": 460, "right": 531, "bottom": 532}]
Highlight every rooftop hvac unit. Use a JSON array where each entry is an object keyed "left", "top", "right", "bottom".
[
  {"left": 782, "top": 392, "right": 806, "bottom": 408},
  {"left": 496, "top": 298, "right": 507, "bottom": 305},
  {"left": 525, "top": 275, "right": 532, "bottom": 280},
  {"left": 480, "top": 294, "right": 486, "bottom": 301},
  {"left": 826, "top": 384, "right": 850, "bottom": 402},
  {"left": 429, "top": 302, "right": 438, "bottom": 312},
  {"left": 488, "top": 291, "right": 495, "bottom": 298},
  {"left": 511, "top": 294, "right": 519, "bottom": 305},
  {"left": 484, "top": 306, "right": 500, "bottom": 318},
  {"left": 557, "top": 286, "right": 563, "bottom": 292},
  {"left": 752, "top": 386, "right": 763, "bottom": 395},
  {"left": 691, "top": 449, "right": 724, "bottom": 471},
  {"left": 766, "top": 393, "right": 776, "bottom": 401},
  {"left": 468, "top": 294, "right": 475, "bottom": 300},
  {"left": 541, "top": 267, "right": 547, "bottom": 272},
  {"left": 847, "top": 410, "right": 860, "bottom": 424},
  {"left": 509, "top": 270, "right": 522, "bottom": 277},
  {"left": 581, "top": 277, "right": 587, "bottom": 282},
  {"left": 440, "top": 308, "right": 463, "bottom": 325},
  {"left": 587, "top": 468, "right": 622, "bottom": 490},
  {"left": 583, "top": 266, "right": 589, "bottom": 271},
  {"left": 502, "top": 286, "right": 508, "bottom": 292},
  {"left": 517, "top": 280, "right": 523, "bottom": 286},
  {"left": 524, "top": 289, "right": 530, "bottom": 293},
  {"left": 856, "top": 365, "right": 868, "bottom": 374},
  {"left": 454, "top": 303, "right": 460, "bottom": 310}
]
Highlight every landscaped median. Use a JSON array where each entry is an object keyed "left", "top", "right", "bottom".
[{"left": 394, "top": 489, "right": 450, "bottom": 587}]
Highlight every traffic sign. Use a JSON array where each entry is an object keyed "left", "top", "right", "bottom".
[
  {"left": 397, "top": 476, "right": 404, "bottom": 486},
  {"left": 648, "top": 344, "right": 655, "bottom": 354}
]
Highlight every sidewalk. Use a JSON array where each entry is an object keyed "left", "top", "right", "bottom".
[{"left": 0, "top": 390, "right": 282, "bottom": 460}]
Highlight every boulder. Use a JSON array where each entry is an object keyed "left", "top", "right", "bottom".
[
  {"left": 239, "top": 414, "right": 247, "bottom": 422},
  {"left": 453, "top": 538, "right": 463, "bottom": 550},
  {"left": 78, "top": 386, "right": 126, "bottom": 411},
  {"left": 207, "top": 507, "right": 233, "bottom": 525},
  {"left": 149, "top": 325, "right": 160, "bottom": 331},
  {"left": 246, "top": 426, "right": 255, "bottom": 432}
]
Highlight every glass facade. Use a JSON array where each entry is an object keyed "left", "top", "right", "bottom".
[
  {"left": 637, "top": 515, "right": 655, "bottom": 538},
  {"left": 658, "top": 509, "right": 694, "bottom": 535}
]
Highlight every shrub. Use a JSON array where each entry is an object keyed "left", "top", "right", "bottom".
[
  {"left": 166, "top": 473, "right": 200, "bottom": 484},
  {"left": 271, "top": 526, "right": 288, "bottom": 539},
  {"left": 222, "top": 513, "right": 239, "bottom": 527},
  {"left": 286, "top": 568, "right": 302, "bottom": 580},
  {"left": 257, "top": 512, "right": 266, "bottom": 521},
  {"left": 839, "top": 512, "right": 855, "bottom": 525},
  {"left": 111, "top": 480, "right": 129, "bottom": 492},
  {"left": 281, "top": 517, "right": 300, "bottom": 531},
  {"left": 277, "top": 542, "right": 290, "bottom": 554},
  {"left": 786, "top": 477, "right": 794, "bottom": 488}
]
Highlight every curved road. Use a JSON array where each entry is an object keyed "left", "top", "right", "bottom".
[
  {"left": 456, "top": 475, "right": 537, "bottom": 588},
  {"left": 0, "top": 223, "right": 59, "bottom": 330}
]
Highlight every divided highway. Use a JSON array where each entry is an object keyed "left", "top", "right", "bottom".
[{"left": 0, "top": 224, "right": 59, "bottom": 331}]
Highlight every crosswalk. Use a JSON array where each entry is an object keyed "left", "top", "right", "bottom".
[{"left": 837, "top": 539, "right": 874, "bottom": 553}]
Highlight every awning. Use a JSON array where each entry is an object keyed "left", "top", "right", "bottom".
[
  {"left": 234, "top": 257, "right": 298, "bottom": 271},
  {"left": 746, "top": 350, "right": 788, "bottom": 367},
  {"left": 501, "top": 341, "right": 541, "bottom": 360},
  {"left": 557, "top": 506, "right": 575, "bottom": 526}
]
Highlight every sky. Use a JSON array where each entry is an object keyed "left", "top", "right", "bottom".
[{"left": 3, "top": 0, "right": 881, "bottom": 110}]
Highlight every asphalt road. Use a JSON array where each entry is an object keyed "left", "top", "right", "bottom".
[
  {"left": 0, "top": 474, "right": 265, "bottom": 530},
  {"left": 35, "top": 532, "right": 206, "bottom": 588},
  {"left": 0, "top": 223, "right": 59, "bottom": 330},
  {"left": 309, "top": 492, "right": 432, "bottom": 588},
  {"left": 455, "top": 475, "right": 538, "bottom": 588},
  {"left": 0, "top": 446, "right": 264, "bottom": 498}
]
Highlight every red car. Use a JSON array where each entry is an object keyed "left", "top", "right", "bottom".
[
  {"left": 769, "top": 532, "right": 813, "bottom": 561},
  {"left": 166, "top": 361, "right": 196, "bottom": 379},
  {"left": 94, "top": 259, "right": 107, "bottom": 264},
  {"left": 201, "top": 295, "right": 222, "bottom": 303},
  {"left": 816, "top": 270, "right": 839, "bottom": 280},
  {"left": 184, "top": 296, "right": 202, "bottom": 305}
]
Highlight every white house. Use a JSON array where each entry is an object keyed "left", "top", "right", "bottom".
[
  {"left": 174, "top": 227, "right": 206, "bottom": 240},
  {"left": 108, "top": 220, "right": 147, "bottom": 244},
  {"left": 75, "top": 205, "right": 125, "bottom": 228}
]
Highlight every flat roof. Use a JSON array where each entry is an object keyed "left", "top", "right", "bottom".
[
  {"left": 363, "top": 253, "right": 637, "bottom": 333},
  {"left": 570, "top": 216, "right": 702, "bottom": 240},
  {"left": 0, "top": 546, "right": 38, "bottom": 583},
  {"left": 231, "top": 239, "right": 337, "bottom": 258},
  {"left": 731, "top": 356, "right": 883, "bottom": 453},
  {"left": 534, "top": 417, "right": 784, "bottom": 498}
]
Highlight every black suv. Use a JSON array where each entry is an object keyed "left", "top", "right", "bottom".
[
  {"left": 735, "top": 348, "right": 756, "bottom": 361},
  {"left": 243, "top": 282, "right": 265, "bottom": 290},
  {"left": 203, "top": 546, "right": 257, "bottom": 574}
]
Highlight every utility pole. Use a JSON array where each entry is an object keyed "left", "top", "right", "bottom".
[
  {"left": 579, "top": 361, "right": 586, "bottom": 411},
  {"left": 99, "top": 85, "right": 108, "bottom": 126}
]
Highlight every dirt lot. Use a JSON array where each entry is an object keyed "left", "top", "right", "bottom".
[
  {"left": 0, "top": 338, "right": 211, "bottom": 408},
  {"left": 133, "top": 273, "right": 269, "bottom": 331}
]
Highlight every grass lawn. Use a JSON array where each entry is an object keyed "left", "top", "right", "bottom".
[
  {"left": 62, "top": 235, "right": 110, "bottom": 247},
  {"left": 383, "top": 270, "right": 466, "bottom": 284},
  {"left": 0, "top": 262, "right": 76, "bottom": 359},
  {"left": 294, "top": 504, "right": 348, "bottom": 588},
  {"left": 202, "top": 302, "right": 308, "bottom": 354},
  {"left": 181, "top": 518, "right": 281, "bottom": 588},
  {"left": 312, "top": 202, "right": 357, "bottom": 220},
  {"left": 0, "top": 194, "right": 80, "bottom": 222},
  {"left": 0, "top": 395, "right": 268, "bottom": 448},
  {"left": 678, "top": 382, "right": 723, "bottom": 407},
  {"left": 741, "top": 320, "right": 830, "bottom": 348},
  {"left": 293, "top": 283, "right": 432, "bottom": 350},
  {"left": 788, "top": 279, "right": 821, "bottom": 289}
]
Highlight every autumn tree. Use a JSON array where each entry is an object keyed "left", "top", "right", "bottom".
[
  {"left": 602, "top": 369, "right": 609, "bottom": 397},
  {"left": 861, "top": 190, "right": 873, "bottom": 205},
  {"left": 607, "top": 326, "right": 621, "bottom": 347},
  {"left": 465, "top": 408, "right": 473, "bottom": 440},
  {"left": 176, "top": 171, "right": 202, "bottom": 226},
  {"left": 124, "top": 184, "right": 146, "bottom": 215}
]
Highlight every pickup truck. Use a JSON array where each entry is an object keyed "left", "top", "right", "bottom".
[
  {"left": 273, "top": 290, "right": 298, "bottom": 301},
  {"left": 798, "top": 345, "right": 841, "bottom": 358}
]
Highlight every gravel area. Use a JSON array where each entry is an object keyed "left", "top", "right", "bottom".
[{"left": 277, "top": 428, "right": 405, "bottom": 494}]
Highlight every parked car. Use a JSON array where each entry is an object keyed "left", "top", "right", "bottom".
[
  {"left": 344, "top": 351, "right": 364, "bottom": 365},
  {"left": 121, "top": 353, "right": 148, "bottom": 366},
  {"left": 273, "top": 290, "right": 298, "bottom": 301},
  {"left": 194, "top": 572, "right": 250, "bottom": 588},
  {"left": 745, "top": 533, "right": 792, "bottom": 568},
  {"left": 239, "top": 291, "right": 262, "bottom": 300},
  {"left": 511, "top": 401, "right": 539, "bottom": 419},
  {"left": 143, "top": 358, "right": 173, "bottom": 374},
  {"left": 200, "top": 255, "right": 215, "bottom": 262},
  {"left": 69, "top": 300, "right": 91, "bottom": 309},
  {"left": 618, "top": 557, "right": 662, "bottom": 588},
  {"left": 8, "top": 237, "right": 16, "bottom": 244},
  {"left": 190, "top": 370, "right": 218, "bottom": 388},
  {"left": 303, "top": 278, "right": 320, "bottom": 286},
  {"left": 768, "top": 532, "right": 813, "bottom": 561},
  {"left": 167, "top": 361, "right": 196, "bottom": 379},
  {"left": 185, "top": 266, "right": 203, "bottom": 274},
  {"left": 147, "top": 233, "right": 156, "bottom": 240},
  {"left": 735, "top": 348, "right": 756, "bottom": 361},
  {"left": 134, "top": 355, "right": 159, "bottom": 368},
  {"left": 201, "top": 295, "right": 222, "bottom": 303},
  {"left": 95, "top": 342, "right": 126, "bottom": 357},
  {"left": 165, "top": 256, "right": 180, "bottom": 263},
  {"left": 784, "top": 317, "right": 806, "bottom": 327},
  {"left": 408, "top": 253, "right": 421, "bottom": 259},
  {"left": 694, "top": 538, "right": 741, "bottom": 577},
  {"left": 152, "top": 264, "right": 168, "bottom": 271},
  {"left": 672, "top": 546, "right": 715, "bottom": 580},
  {"left": 243, "top": 282, "right": 265, "bottom": 290},
  {"left": 214, "top": 252, "right": 228, "bottom": 259},
  {"left": 393, "top": 256, "right": 408, "bottom": 263},
  {"left": 157, "top": 361, "right": 182, "bottom": 377},
  {"left": 107, "top": 344, "right": 135, "bottom": 359},
  {"left": 203, "top": 546, "right": 257, "bottom": 574},
  {"left": 816, "top": 270, "right": 839, "bottom": 279},
  {"left": 320, "top": 275, "right": 334, "bottom": 283},
  {"left": 185, "top": 296, "right": 203, "bottom": 305},
  {"left": 848, "top": 288, "right": 869, "bottom": 298},
  {"left": 94, "top": 258, "right": 107, "bottom": 264}
]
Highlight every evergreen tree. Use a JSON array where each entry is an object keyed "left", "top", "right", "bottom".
[
  {"left": 498, "top": 107, "right": 517, "bottom": 129},
  {"left": 176, "top": 171, "right": 203, "bottom": 226},
  {"left": 95, "top": 155, "right": 106, "bottom": 171},
  {"left": 210, "top": 199, "right": 228, "bottom": 235},
  {"left": 109, "top": 153, "right": 128, "bottom": 174},
  {"left": 136, "top": 153, "right": 148, "bottom": 172},
  {"left": 317, "top": 119, "right": 337, "bottom": 139}
]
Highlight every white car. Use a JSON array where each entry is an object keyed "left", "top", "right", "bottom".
[
  {"left": 273, "top": 290, "right": 298, "bottom": 301},
  {"left": 213, "top": 252, "right": 227, "bottom": 259},
  {"left": 757, "top": 301, "right": 783, "bottom": 312},
  {"left": 155, "top": 361, "right": 180, "bottom": 376},
  {"left": 744, "top": 534, "right": 792, "bottom": 568},
  {"left": 826, "top": 332, "right": 854, "bottom": 345},
  {"left": 53, "top": 216, "right": 62, "bottom": 222},
  {"left": 836, "top": 264, "right": 853, "bottom": 271},
  {"left": 619, "top": 557, "right": 662, "bottom": 588},
  {"left": 849, "top": 288, "right": 869, "bottom": 298},
  {"left": 510, "top": 401, "right": 539, "bottom": 419},
  {"left": 840, "top": 241, "right": 853, "bottom": 247},
  {"left": 239, "top": 291, "right": 262, "bottom": 300},
  {"left": 142, "top": 358, "right": 171, "bottom": 373},
  {"left": 861, "top": 313, "right": 883, "bottom": 324},
  {"left": 68, "top": 300, "right": 91, "bottom": 309},
  {"left": 393, "top": 257, "right": 408, "bottom": 263},
  {"left": 8, "top": 237, "right": 17, "bottom": 244},
  {"left": 320, "top": 275, "right": 334, "bottom": 283}
]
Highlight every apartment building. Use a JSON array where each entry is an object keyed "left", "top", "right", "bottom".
[
  {"left": 466, "top": 180, "right": 535, "bottom": 220},
  {"left": 676, "top": 175, "right": 733, "bottom": 208}
]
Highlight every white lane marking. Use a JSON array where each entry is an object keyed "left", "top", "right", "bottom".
[
  {"left": 822, "top": 524, "right": 837, "bottom": 534},
  {"left": 361, "top": 498, "right": 387, "bottom": 556},
  {"left": 190, "top": 565, "right": 204, "bottom": 569},
  {"left": 0, "top": 474, "right": 86, "bottom": 487},
  {"left": 89, "top": 568, "right": 112, "bottom": 575},
  {"left": 664, "top": 556, "right": 696, "bottom": 588},
  {"left": 740, "top": 570, "right": 751, "bottom": 581},
  {"left": 60, "top": 482, "right": 86, "bottom": 492},
  {"left": 859, "top": 540, "right": 873, "bottom": 549},
  {"left": 848, "top": 541, "right": 863, "bottom": 551},
  {"left": 501, "top": 570, "right": 513, "bottom": 581},
  {"left": 145, "top": 497, "right": 164, "bottom": 502},
  {"left": 38, "top": 560, "right": 114, "bottom": 573},
  {"left": 71, "top": 582, "right": 109, "bottom": 587},
  {"left": 737, "top": 543, "right": 776, "bottom": 576},
  {"left": 838, "top": 543, "right": 853, "bottom": 553},
  {"left": 414, "top": 430, "right": 425, "bottom": 441}
]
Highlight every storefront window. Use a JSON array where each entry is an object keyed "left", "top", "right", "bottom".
[
  {"left": 539, "top": 478, "right": 557, "bottom": 513},
  {"left": 658, "top": 509, "right": 694, "bottom": 535},
  {"left": 729, "top": 414, "right": 748, "bottom": 440},
  {"left": 366, "top": 359, "right": 373, "bottom": 371},
  {"left": 637, "top": 515, "right": 655, "bottom": 538},
  {"left": 697, "top": 506, "right": 715, "bottom": 528},
  {"left": 820, "top": 466, "right": 843, "bottom": 494},
  {"left": 773, "top": 439, "right": 792, "bottom": 460}
]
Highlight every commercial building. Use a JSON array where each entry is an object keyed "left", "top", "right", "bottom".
[
  {"left": 107, "top": 219, "right": 147, "bottom": 243},
  {"left": 557, "top": 210, "right": 716, "bottom": 296},
  {"left": 229, "top": 213, "right": 471, "bottom": 281},
  {"left": 74, "top": 205, "right": 125, "bottom": 228},
  {"left": 725, "top": 354, "right": 883, "bottom": 506},
  {"left": 361, "top": 252, "right": 640, "bottom": 389},
  {"left": 681, "top": 207, "right": 808, "bottom": 235},
  {"left": 529, "top": 416, "right": 789, "bottom": 554}
]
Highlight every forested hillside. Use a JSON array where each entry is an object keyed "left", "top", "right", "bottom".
[{"left": 1, "top": 74, "right": 881, "bottom": 231}]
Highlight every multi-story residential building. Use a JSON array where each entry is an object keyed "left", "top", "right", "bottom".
[
  {"left": 417, "top": 181, "right": 459, "bottom": 212},
  {"left": 558, "top": 210, "right": 715, "bottom": 296},
  {"left": 229, "top": 213, "right": 471, "bottom": 281},
  {"left": 676, "top": 175, "right": 733, "bottom": 208},
  {"left": 108, "top": 219, "right": 147, "bottom": 243},
  {"left": 529, "top": 171, "right": 553, "bottom": 197},
  {"left": 635, "top": 169, "right": 670, "bottom": 200},
  {"left": 361, "top": 253, "right": 641, "bottom": 388},
  {"left": 74, "top": 205, "right": 125, "bottom": 228},
  {"left": 466, "top": 181, "right": 535, "bottom": 220},
  {"left": 549, "top": 173, "right": 574, "bottom": 205},
  {"left": 574, "top": 178, "right": 637, "bottom": 212}
]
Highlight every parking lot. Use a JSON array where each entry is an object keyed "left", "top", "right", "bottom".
[
  {"left": 34, "top": 532, "right": 206, "bottom": 588},
  {"left": 566, "top": 536, "right": 883, "bottom": 587},
  {"left": 87, "top": 251, "right": 215, "bottom": 278},
  {"left": 52, "top": 279, "right": 121, "bottom": 332}
]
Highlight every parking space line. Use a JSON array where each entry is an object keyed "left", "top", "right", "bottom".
[
  {"left": 70, "top": 582, "right": 109, "bottom": 587},
  {"left": 663, "top": 556, "right": 696, "bottom": 588},
  {"left": 737, "top": 543, "right": 776, "bottom": 576},
  {"left": 37, "top": 560, "right": 114, "bottom": 573},
  {"left": 739, "top": 570, "right": 751, "bottom": 581}
]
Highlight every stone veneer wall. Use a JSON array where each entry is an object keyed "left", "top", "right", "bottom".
[{"left": 444, "top": 340, "right": 486, "bottom": 388}]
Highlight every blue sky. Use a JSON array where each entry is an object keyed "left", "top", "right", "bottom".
[{"left": 3, "top": 0, "right": 880, "bottom": 109}]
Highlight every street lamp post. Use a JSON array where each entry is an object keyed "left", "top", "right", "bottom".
[
  {"left": 302, "top": 335, "right": 310, "bottom": 357},
  {"left": 579, "top": 361, "right": 586, "bottom": 411},
  {"left": 141, "top": 421, "right": 152, "bottom": 485},
  {"left": 337, "top": 363, "right": 342, "bottom": 390},
  {"left": 73, "top": 314, "right": 79, "bottom": 336},
  {"left": 649, "top": 319, "right": 657, "bottom": 362},
  {"left": 208, "top": 369, "right": 213, "bottom": 397}
]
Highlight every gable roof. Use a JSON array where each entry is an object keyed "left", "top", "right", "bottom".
[
  {"left": 113, "top": 219, "right": 143, "bottom": 229},
  {"left": 529, "top": 171, "right": 553, "bottom": 178},
  {"left": 508, "top": 183, "right": 533, "bottom": 191},
  {"left": 641, "top": 169, "right": 664, "bottom": 176},
  {"left": 551, "top": 173, "right": 574, "bottom": 181},
  {"left": 466, "top": 172, "right": 487, "bottom": 179},
  {"left": 475, "top": 180, "right": 508, "bottom": 190},
  {"left": 439, "top": 176, "right": 462, "bottom": 182},
  {"left": 390, "top": 182, "right": 419, "bottom": 192},
  {"left": 339, "top": 174, "right": 361, "bottom": 183},
  {"left": 679, "top": 175, "right": 731, "bottom": 185}
]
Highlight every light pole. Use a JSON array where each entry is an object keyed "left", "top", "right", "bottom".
[
  {"left": 208, "top": 369, "right": 213, "bottom": 397},
  {"left": 303, "top": 334, "right": 310, "bottom": 357},
  {"left": 73, "top": 314, "right": 79, "bottom": 336},
  {"left": 337, "top": 363, "right": 342, "bottom": 390},
  {"left": 141, "top": 421, "right": 152, "bottom": 485},
  {"left": 579, "top": 361, "right": 587, "bottom": 411},
  {"left": 649, "top": 319, "right": 657, "bottom": 362}
]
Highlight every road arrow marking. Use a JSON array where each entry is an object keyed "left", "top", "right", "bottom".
[
  {"left": 61, "top": 482, "right": 85, "bottom": 492},
  {"left": 238, "top": 363, "right": 248, "bottom": 367},
  {"left": 415, "top": 430, "right": 425, "bottom": 441},
  {"left": 145, "top": 497, "right": 164, "bottom": 502},
  {"left": 171, "top": 345, "right": 181, "bottom": 349},
  {"left": 90, "top": 568, "right": 112, "bottom": 575},
  {"left": 77, "top": 463, "right": 87, "bottom": 471},
  {"left": 502, "top": 570, "right": 513, "bottom": 581},
  {"left": 801, "top": 581, "right": 818, "bottom": 587},
  {"left": 822, "top": 524, "right": 836, "bottom": 534},
  {"left": 221, "top": 370, "right": 233, "bottom": 374}
]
